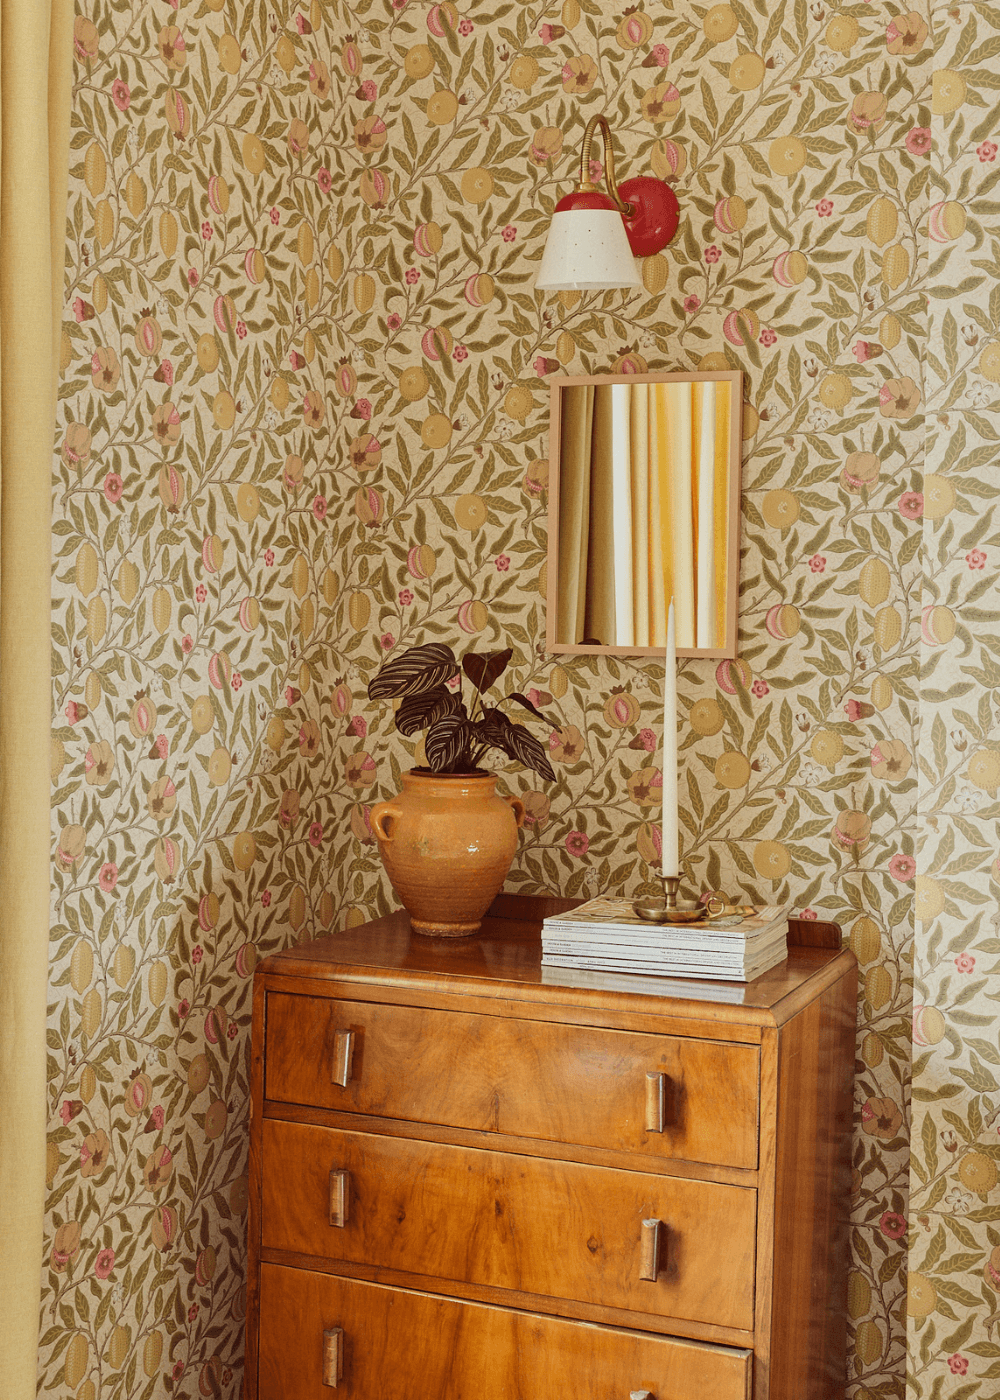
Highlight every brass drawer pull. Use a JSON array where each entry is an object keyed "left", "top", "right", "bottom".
[
  {"left": 645, "top": 1072, "right": 666, "bottom": 1133},
  {"left": 329, "top": 1168, "right": 349, "bottom": 1228},
  {"left": 639, "top": 1218, "right": 662, "bottom": 1282},
  {"left": 322, "top": 1327, "right": 343, "bottom": 1387},
  {"left": 332, "top": 1030, "right": 355, "bottom": 1088}
]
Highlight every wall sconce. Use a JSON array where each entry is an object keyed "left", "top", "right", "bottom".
[{"left": 536, "top": 114, "right": 680, "bottom": 292}]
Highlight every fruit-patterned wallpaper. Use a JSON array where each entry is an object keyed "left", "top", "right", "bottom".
[{"left": 42, "top": 1, "right": 950, "bottom": 1397}]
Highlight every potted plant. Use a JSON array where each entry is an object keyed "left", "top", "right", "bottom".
[{"left": 366, "top": 642, "right": 555, "bottom": 936}]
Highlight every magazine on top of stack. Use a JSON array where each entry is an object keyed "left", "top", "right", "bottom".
[{"left": 541, "top": 897, "right": 790, "bottom": 983}]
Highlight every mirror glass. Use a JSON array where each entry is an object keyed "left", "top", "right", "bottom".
[{"left": 546, "top": 370, "right": 742, "bottom": 658}]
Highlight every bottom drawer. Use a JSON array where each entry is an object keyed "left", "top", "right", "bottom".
[{"left": 257, "top": 1264, "right": 752, "bottom": 1400}]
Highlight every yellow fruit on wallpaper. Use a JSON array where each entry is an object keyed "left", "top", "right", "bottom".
[
  {"left": 327, "top": 244, "right": 343, "bottom": 280},
  {"left": 922, "top": 473, "right": 956, "bottom": 519},
  {"left": 689, "top": 698, "right": 724, "bottom": 735},
  {"left": 768, "top": 136, "right": 806, "bottom": 176},
  {"left": 242, "top": 133, "right": 266, "bottom": 175},
  {"left": 859, "top": 559, "right": 890, "bottom": 606},
  {"left": 276, "top": 34, "right": 296, "bottom": 74},
  {"left": 159, "top": 209, "right": 178, "bottom": 257},
  {"left": 348, "top": 591, "right": 370, "bottom": 630},
  {"left": 422, "top": 412, "right": 453, "bottom": 448},
  {"left": 266, "top": 716, "right": 285, "bottom": 752},
  {"left": 979, "top": 341, "right": 1000, "bottom": 383},
  {"left": 932, "top": 68, "right": 966, "bottom": 114},
  {"left": 968, "top": 748, "right": 1000, "bottom": 794},
  {"left": 76, "top": 541, "right": 98, "bottom": 595},
  {"left": 70, "top": 938, "right": 94, "bottom": 994},
  {"left": 213, "top": 391, "right": 236, "bottom": 429},
  {"left": 219, "top": 32, "right": 242, "bottom": 74},
  {"left": 398, "top": 365, "right": 429, "bottom": 401},
  {"left": 405, "top": 44, "right": 435, "bottom": 79},
  {"left": 753, "top": 840, "right": 791, "bottom": 881},
  {"left": 761, "top": 489, "right": 799, "bottom": 529},
  {"left": 427, "top": 89, "right": 458, "bottom": 124},
  {"left": 642, "top": 255, "right": 669, "bottom": 295},
  {"left": 300, "top": 596, "right": 316, "bottom": 638},
  {"left": 729, "top": 53, "right": 765, "bottom": 90},
  {"left": 715, "top": 751, "right": 750, "bottom": 788},
  {"left": 461, "top": 166, "right": 494, "bottom": 204},
  {"left": 191, "top": 694, "right": 215, "bottom": 735},
  {"left": 65, "top": 1334, "right": 89, "bottom": 1389},
  {"left": 866, "top": 197, "right": 897, "bottom": 248},
  {"left": 143, "top": 1332, "right": 163, "bottom": 1379},
  {"left": 881, "top": 243, "right": 909, "bottom": 290},
  {"left": 861, "top": 1032, "right": 884, "bottom": 1068},
  {"left": 297, "top": 222, "right": 315, "bottom": 265},
  {"left": 505, "top": 385, "right": 534, "bottom": 420},
  {"left": 825, "top": 16, "right": 858, "bottom": 51},
  {"left": 112, "top": 945, "right": 134, "bottom": 989},
  {"left": 322, "top": 567, "right": 340, "bottom": 605},
  {"left": 850, "top": 917, "right": 881, "bottom": 964},
  {"left": 455, "top": 494, "right": 488, "bottom": 530},
  {"left": 233, "top": 831, "right": 257, "bottom": 871},
  {"left": 741, "top": 402, "right": 759, "bottom": 439},
  {"left": 703, "top": 4, "right": 738, "bottom": 42},
  {"left": 854, "top": 1320, "right": 883, "bottom": 1367},
  {"left": 236, "top": 484, "right": 259, "bottom": 521},
  {"left": 874, "top": 606, "right": 902, "bottom": 651},
  {"left": 81, "top": 987, "right": 102, "bottom": 1038},
  {"left": 93, "top": 198, "right": 114, "bottom": 248},
  {"left": 698, "top": 352, "right": 729, "bottom": 372},
  {"left": 148, "top": 960, "right": 167, "bottom": 1006},
  {"left": 915, "top": 876, "right": 944, "bottom": 923},
  {"left": 870, "top": 675, "right": 893, "bottom": 710},
  {"left": 270, "top": 375, "right": 289, "bottom": 409},
  {"left": 87, "top": 596, "right": 107, "bottom": 645},
  {"left": 879, "top": 313, "right": 901, "bottom": 349},
  {"left": 959, "top": 1151, "right": 998, "bottom": 1194},
  {"left": 864, "top": 965, "right": 891, "bottom": 1010},
  {"left": 556, "top": 330, "right": 575, "bottom": 362},
  {"left": 819, "top": 373, "right": 852, "bottom": 409},
  {"left": 907, "top": 1273, "right": 936, "bottom": 1319},
  {"left": 197, "top": 333, "right": 219, "bottom": 372},
  {"left": 509, "top": 55, "right": 538, "bottom": 91},
  {"left": 125, "top": 171, "right": 145, "bottom": 218}
]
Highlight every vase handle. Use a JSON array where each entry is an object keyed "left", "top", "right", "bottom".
[
  {"left": 370, "top": 802, "right": 402, "bottom": 842},
  {"left": 507, "top": 796, "right": 526, "bottom": 829}
]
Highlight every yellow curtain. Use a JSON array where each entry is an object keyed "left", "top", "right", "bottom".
[
  {"left": 583, "top": 384, "right": 616, "bottom": 645},
  {"left": 713, "top": 383, "right": 731, "bottom": 646},
  {"left": 0, "top": 4, "right": 73, "bottom": 1396},
  {"left": 629, "top": 386, "right": 650, "bottom": 646},
  {"left": 555, "top": 383, "right": 595, "bottom": 644}
]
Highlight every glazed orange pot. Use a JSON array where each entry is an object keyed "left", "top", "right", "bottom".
[{"left": 369, "top": 769, "right": 525, "bottom": 936}]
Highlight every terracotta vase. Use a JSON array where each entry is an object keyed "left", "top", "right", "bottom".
[{"left": 369, "top": 769, "right": 525, "bottom": 936}]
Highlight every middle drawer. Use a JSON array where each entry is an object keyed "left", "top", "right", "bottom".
[{"left": 261, "top": 1119, "right": 756, "bottom": 1332}]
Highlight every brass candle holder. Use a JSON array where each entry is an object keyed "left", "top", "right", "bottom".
[{"left": 632, "top": 877, "right": 722, "bottom": 925}]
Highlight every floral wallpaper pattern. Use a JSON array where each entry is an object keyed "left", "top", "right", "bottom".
[{"left": 39, "top": 0, "right": 983, "bottom": 1398}]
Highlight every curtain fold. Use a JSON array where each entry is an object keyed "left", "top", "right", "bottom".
[
  {"left": 0, "top": 4, "right": 73, "bottom": 1397},
  {"left": 583, "top": 384, "right": 617, "bottom": 645},
  {"left": 555, "top": 383, "right": 594, "bottom": 645}
]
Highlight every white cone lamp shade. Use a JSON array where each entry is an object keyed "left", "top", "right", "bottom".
[{"left": 536, "top": 197, "right": 641, "bottom": 292}]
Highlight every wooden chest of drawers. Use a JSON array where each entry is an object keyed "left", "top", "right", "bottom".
[{"left": 245, "top": 896, "right": 855, "bottom": 1400}]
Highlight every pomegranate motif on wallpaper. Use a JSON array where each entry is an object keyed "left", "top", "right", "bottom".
[{"left": 38, "top": 1, "right": 994, "bottom": 1398}]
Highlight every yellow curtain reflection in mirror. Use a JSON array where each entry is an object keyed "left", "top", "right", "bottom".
[{"left": 556, "top": 380, "right": 731, "bottom": 648}]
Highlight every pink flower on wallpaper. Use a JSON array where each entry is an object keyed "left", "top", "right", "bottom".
[
  {"left": 313, "top": 495, "right": 328, "bottom": 521},
  {"left": 565, "top": 830, "right": 589, "bottom": 857},
  {"left": 261, "top": 890, "right": 271, "bottom": 908},
  {"left": 751, "top": 679, "right": 769, "bottom": 697},
  {"left": 809, "top": 554, "right": 826, "bottom": 573},
  {"left": 157, "top": 359, "right": 174, "bottom": 385},
  {"left": 317, "top": 166, "right": 333, "bottom": 192},
  {"left": 181, "top": 635, "right": 194, "bottom": 654},
  {"left": 103, "top": 472, "right": 123, "bottom": 503},
  {"left": 889, "top": 853, "right": 916, "bottom": 881},
  {"left": 98, "top": 862, "right": 119, "bottom": 892},
  {"left": 815, "top": 199, "right": 833, "bottom": 217},
  {"left": 270, "top": 207, "right": 280, "bottom": 225},
  {"left": 387, "top": 313, "right": 402, "bottom": 331},
  {"left": 880, "top": 1211, "right": 906, "bottom": 1239},
  {"left": 60, "top": 1099, "right": 80, "bottom": 1124},
  {"left": 201, "top": 221, "right": 213, "bottom": 240},
  {"left": 232, "top": 672, "right": 242, "bottom": 691},
  {"left": 173, "top": 1362, "right": 185, "bottom": 1381},
  {"left": 147, "top": 1105, "right": 165, "bottom": 1131},
  {"left": 112, "top": 79, "right": 130, "bottom": 111},
  {"left": 192, "top": 945, "right": 203, "bottom": 964},
  {"left": 955, "top": 952, "right": 976, "bottom": 974},
  {"left": 309, "top": 822, "right": 324, "bottom": 847},
  {"left": 588, "top": 159, "right": 603, "bottom": 182},
  {"left": 405, "top": 267, "right": 420, "bottom": 285},
  {"left": 844, "top": 700, "right": 874, "bottom": 721},
  {"left": 704, "top": 245, "right": 720, "bottom": 263},
  {"left": 759, "top": 328, "right": 776, "bottom": 347},
  {"left": 905, "top": 127, "right": 930, "bottom": 156},
  {"left": 154, "top": 734, "right": 168, "bottom": 760},
  {"left": 454, "top": 344, "right": 468, "bottom": 361},
  {"left": 65, "top": 701, "right": 84, "bottom": 724},
  {"left": 236, "top": 320, "right": 247, "bottom": 339},
  {"left": 977, "top": 141, "right": 998, "bottom": 163},
  {"left": 650, "top": 44, "right": 670, "bottom": 66},
  {"left": 381, "top": 633, "right": 395, "bottom": 650},
  {"left": 683, "top": 295, "right": 700, "bottom": 313},
  {"left": 177, "top": 999, "right": 190, "bottom": 1019},
  {"left": 399, "top": 588, "right": 414, "bottom": 606},
  {"left": 496, "top": 555, "right": 510, "bottom": 572},
  {"left": 502, "top": 225, "right": 517, "bottom": 242},
  {"left": 353, "top": 398, "right": 372, "bottom": 419},
  {"left": 636, "top": 728, "right": 657, "bottom": 752},
  {"left": 800, "top": 908, "right": 817, "bottom": 920},
  {"left": 73, "top": 297, "right": 90, "bottom": 322},
  {"left": 898, "top": 491, "right": 923, "bottom": 519},
  {"left": 459, "top": 18, "right": 474, "bottom": 35},
  {"left": 95, "top": 1248, "right": 115, "bottom": 1280},
  {"left": 188, "top": 1303, "right": 199, "bottom": 1322},
  {"left": 187, "top": 268, "right": 199, "bottom": 286},
  {"left": 264, "top": 549, "right": 275, "bottom": 566},
  {"left": 228, "top": 1022, "right": 238, "bottom": 1039},
  {"left": 967, "top": 549, "right": 986, "bottom": 569},
  {"left": 358, "top": 80, "right": 378, "bottom": 100},
  {"left": 948, "top": 1355, "right": 969, "bottom": 1376},
  {"left": 195, "top": 584, "right": 207, "bottom": 603}
]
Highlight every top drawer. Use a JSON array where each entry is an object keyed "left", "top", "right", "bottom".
[{"left": 264, "top": 992, "right": 759, "bottom": 1170}]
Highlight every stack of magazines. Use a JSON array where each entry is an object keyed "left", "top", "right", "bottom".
[{"left": 541, "top": 897, "right": 790, "bottom": 983}]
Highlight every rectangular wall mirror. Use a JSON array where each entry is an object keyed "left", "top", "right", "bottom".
[{"left": 546, "top": 370, "right": 742, "bottom": 659}]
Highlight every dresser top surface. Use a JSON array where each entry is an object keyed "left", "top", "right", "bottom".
[{"left": 259, "top": 896, "right": 853, "bottom": 1026}]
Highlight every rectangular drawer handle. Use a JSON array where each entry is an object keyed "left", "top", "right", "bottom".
[
  {"left": 328, "top": 1168, "right": 349, "bottom": 1228},
  {"left": 639, "top": 1217, "right": 662, "bottom": 1282},
  {"left": 322, "top": 1327, "right": 343, "bottom": 1388},
  {"left": 645, "top": 1072, "right": 666, "bottom": 1133},
  {"left": 332, "top": 1030, "right": 355, "bottom": 1088}
]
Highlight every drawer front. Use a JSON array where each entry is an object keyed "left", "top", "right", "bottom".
[
  {"left": 262, "top": 1121, "right": 756, "bottom": 1330},
  {"left": 257, "top": 1264, "right": 752, "bottom": 1400},
  {"left": 264, "top": 993, "right": 759, "bottom": 1170}
]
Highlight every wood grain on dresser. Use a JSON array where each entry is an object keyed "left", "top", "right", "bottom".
[{"left": 245, "top": 899, "right": 855, "bottom": 1400}]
